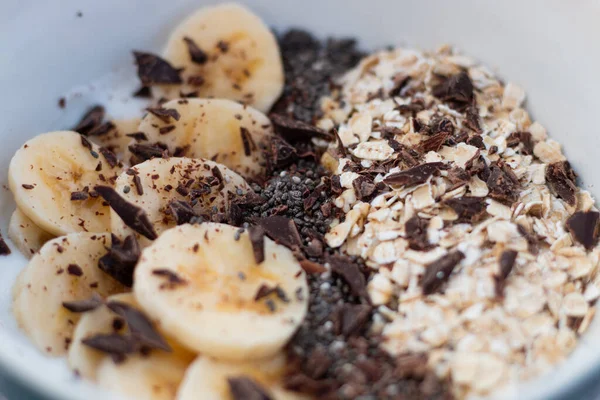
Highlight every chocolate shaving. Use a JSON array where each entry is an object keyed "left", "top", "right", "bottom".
[
  {"left": 73, "top": 105, "right": 105, "bottom": 135},
  {"left": 62, "top": 293, "right": 103, "bottom": 313},
  {"left": 421, "top": 251, "right": 464, "bottom": 294},
  {"left": 332, "top": 129, "right": 346, "bottom": 158},
  {"left": 466, "top": 135, "right": 485, "bottom": 150},
  {"left": 95, "top": 186, "right": 157, "bottom": 240},
  {"left": 566, "top": 211, "right": 600, "bottom": 250},
  {"left": 228, "top": 376, "right": 273, "bottom": 400},
  {"left": 159, "top": 125, "right": 175, "bottom": 135},
  {"left": 183, "top": 36, "right": 208, "bottom": 64},
  {"left": 495, "top": 250, "right": 518, "bottom": 296},
  {"left": 128, "top": 143, "right": 168, "bottom": 163},
  {"left": 254, "top": 284, "right": 288, "bottom": 303},
  {"left": 70, "top": 191, "right": 89, "bottom": 201},
  {"left": 152, "top": 269, "right": 188, "bottom": 288},
  {"left": 248, "top": 225, "right": 266, "bottom": 264},
  {"left": 240, "top": 127, "right": 256, "bottom": 156},
  {"left": 133, "top": 51, "right": 182, "bottom": 86},
  {"left": 146, "top": 107, "right": 181, "bottom": 123},
  {"left": 0, "top": 234, "right": 10, "bottom": 256},
  {"left": 517, "top": 224, "right": 540, "bottom": 255},
  {"left": 88, "top": 121, "right": 115, "bottom": 137},
  {"left": 98, "top": 234, "right": 140, "bottom": 287},
  {"left": 389, "top": 75, "right": 410, "bottom": 97},
  {"left": 546, "top": 161, "right": 577, "bottom": 207},
  {"left": 99, "top": 147, "right": 118, "bottom": 168},
  {"left": 168, "top": 200, "right": 197, "bottom": 225},
  {"left": 271, "top": 136, "right": 297, "bottom": 168},
  {"left": 464, "top": 103, "right": 482, "bottom": 133},
  {"left": 133, "top": 175, "right": 144, "bottom": 195},
  {"left": 81, "top": 333, "right": 139, "bottom": 358},
  {"left": 445, "top": 196, "right": 487, "bottom": 223},
  {"left": 431, "top": 71, "right": 474, "bottom": 111},
  {"left": 269, "top": 114, "right": 331, "bottom": 141},
  {"left": 255, "top": 216, "right": 302, "bottom": 251},
  {"left": 334, "top": 304, "right": 372, "bottom": 337},
  {"left": 383, "top": 162, "right": 445, "bottom": 187},
  {"left": 328, "top": 255, "right": 369, "bottom": 301},
  {"left": 405, "top": 216, "right": 431, "bottom": 251},
  {"left": 507, "top": 131, "right": 534, "bottom": 155},
  {"left": 299, "top": 259, "right": 327, "bottom": 274},
  {"left": 486, "top": 161, "right": 520, "bottom": 204},
  {"left": 418, "top": 131, "right": 449, "bottom": 153},
  {"left": 80, "top": 135, "right": 93, "bottom": 151},
  {"left": 107, "top": 301, "right": 171, "bottom": 352},
  {"left": 352, "top": 175, "right": 376, "bottom": 200},
  {"left": 446, "top": 167, "right": 470, "bottom": 188},
  {"left": 126, "top": 132, "right": 148, "bottom": 142}
]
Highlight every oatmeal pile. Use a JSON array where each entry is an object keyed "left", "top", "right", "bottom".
[{"left": 318, "top": 45, "right": 600, "bottom": 397}]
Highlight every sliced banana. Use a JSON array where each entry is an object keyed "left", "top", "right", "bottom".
[
  {"left": 130, "top": 98, "right": 274, "bottom": 180},
  {"left": 177, "top": 354, "right": 309, "bottom": 400},
  {"left": 154, "top": 3, "right": 284, "bottom": 113},
  {"left": 90, "top": 118, "right": 141, "bottom": 161},
  {"left": 12, "top": 233, "right": 126, "bottom": 356},
  {"left": 8, "top": 208, "right": 55, "bottom": 258},
  {"left": 111, "top": 157, "right": 250, "bottom": 247},
  {"left": 69, "top": 293, "right": 194, "bottom": 386},
  {"left": 134, "top": 223, "right": 308, "bottom": 361},
  {"left": 8, "top": 131, "right": 121, "bottom": 236}
]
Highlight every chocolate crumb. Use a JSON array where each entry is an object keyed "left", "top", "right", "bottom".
[{"left": 67, "top": 264, "right": 83, "bottom": 277}]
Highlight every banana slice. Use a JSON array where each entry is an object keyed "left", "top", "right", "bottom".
[
  {"left": 8, "top": 208, "right": 55, "bottom": 258},
  {"left": 177, "top": 354, "right": 309, "bottom": 400},
  {"left": 154, "top": 3, "right": 284, "bottom": 113},
  {"left": 134, "top": 223, "right": 308, "bottom": 361},
  {"left": 111, "top": 157, "right": 250, "bottom": 247},
  {"left": 12, "top": 233, "right": 126, "bottom": 356},
  {"left": 90, "top": 118, "right": 141, "bottom": 161},
  {"left": 129, "top": 98, "right": 274, "bottom": 181},
  {"left": 69, "top": 293, "right": 194, "bottom": 385},
  {"left": 8, "top": 131, "right": 121, "bottom": 236}
]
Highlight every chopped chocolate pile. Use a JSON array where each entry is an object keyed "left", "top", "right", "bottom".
[{"left": 272, "top": 29, "right": 365, "bottom": 123}]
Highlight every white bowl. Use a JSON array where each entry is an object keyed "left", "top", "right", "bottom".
[{"left": 1, "top": 0, "right": 600, "bottom": 399}]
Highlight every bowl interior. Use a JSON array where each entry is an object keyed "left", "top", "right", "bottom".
[{"left": 1, "top": 1, "right": 600, "bottom": 399}]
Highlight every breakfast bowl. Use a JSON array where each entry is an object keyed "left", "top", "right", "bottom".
[{"left": 1, "top": 1, "right": 600, "bottom": 399}]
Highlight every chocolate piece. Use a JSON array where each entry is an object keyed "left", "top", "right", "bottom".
[
  {"left": 70, "top": 191, "right": 89, "bottom": 201},
  {"left": 240, "top": 127, "right": 256, "bottom": 156},
  {"left": 271, "top": 136, "right": 297, "bottom": 169},
  {"left": 146, "top": 107, "right": 181, "bottom": 123},
  {"left": 248, "top": 225, "right": 266, "bottom": 264},
  {"left": 67, "top": 264, "right": 83, "bottom": 276},
  {"left": 269, "top": 114, "right": 330, "bottom": 141},
  {"left": 255, "top": 216, "right": 302, "bottom": 250},
  {"left": 431, "top": 71, "right": 474, "bottom": 110},
  {"left": 495, "top": 250, "right": 518, "bottom": 296},
  {"left": 94, "top": 186, "right": 157, "bottom": 240},
  {"left": 418, "top": 131, "right": 449, "bottom": 153},
  {"left": 421, "top": 251, "right": 464, "bottom": 294},
  {"left": 62, "top": 293, "right": 103, "bottom": 313},
  {"left": 128, "top": 143, "right": 168, "bottom": 162},
  {"left": 80, "top": 135, "right": 93, "bottom": 151},
  {"left": 566, "top": 211, "right": 600, "bottom": 250},
  {"left": 152, "top": 269, "right": 188, "bottom": 288},
  {"left": 352, "top": 175, "right": 376, "bottom": 200},
  {"left": 159, "top": 125, "right": 175, "bottom": 135},
  {"left": 133, "top": 51, "right": 182, "bottom": 86},
  {"left": 126, "top": 132, "right": 149, "bottom": 142},
  {"left": 517, "top": 224, "right": 540, "bottom": 255},
  {"left": 0, "top": 234, "right": 10, "bottom": 256},
  {"left": 486, "top": 161, "right": 520, "bottom": 204},
  {"left": 133, "top": 175, "right": 144, "bottom": 195},
  {"left": 98, "top": 234, "right": 140, "bottom": 287},
  {"left": 227, "top": 376, "right": 273, "bottom": 400},
  {"left": 464, "top": 103, "right": 482, "bottom": 133},
  {"left": 88, "top": 121, "right": 115, "bottom": 137},
  {"left": 21, "top": 184, "right": 34, "bottom": 190},
  {"left": 99, "top": 147, "right": 118, "bottom": 168},
  {"left": 546, "top": 161, "right": 577, "bottom": 207},
  {"left": 405, "top": 216, "right": 431, "bottom": 251},
  {"left": 446, "top": 167, "right": 470, "bottom": 188},
  {"left": 328, "top": 255, "right": 369, "bottom": 300},
  {"left": 466, "top": 135, "right": 485, "bottom": 150},
  {"left": 334, "top": 303, "right": 372, "bottom": 337},
  {"left": 389, "top": 75, "right": 410, "bottom": 97},
  {"left": 73, "top": 105, "right": 105, "bottom": 135},
  {"left": 445, "top": 196, "right": 487, "bottom": 223},
  {"left": 183, "top": 36, "right": 208, "bottom": 64},
  {"left": 383, "top": 162, "right": 445, "bottom": 187},
  {"left": 507, "top": 131, "right": 534, "bottom": 155},
  {"left": 299, "top": 259, "right": 327, "bottom": 274},
  {"left": 81, "top": 333, "right": 138, "bottom": 358},
  {"left": 168, "top": 200, "right": 196, "bottom": 225},
  {"left": 107, "top": 301, "right": 171, "bottom": 352}
]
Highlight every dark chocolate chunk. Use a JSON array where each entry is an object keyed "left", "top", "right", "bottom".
[
  {"left": 546, "top": 161, "right": 578, "bottom": 207},
  {"left": 183, "top": 36, "right": 208, "bottom": 64},
  {"left": 248, "top": 225, "right": 266, "bottom": 264},
  {"left": 99, "top": 147, "right": 118, "bottom": 168},
  {"left": 146, "top": 107, "right": 181, "bottom": 123},
  {"left": 67, "top": 264, "right": 83, "bottom": 276},
  {"left": 94, "top": 186, "right": 157, "bottom": 240},
  {"left": 383, "top": 162, "right": 445, "bottom": 187},
  {"left": 255, "top": 216, "right": 302, "bottom": 250},
  {"left": 431, "top": 71, "right": 474, "bottom": 110},
  {"left": 227, "top": 376, "right": 273, "bottom": 400},
  {"left": 107, "top": 301, "right": 171, "bottom": 352},
  {"left": 73, "top": 105, "right": 105, "bottom": 135},
  {"left": 126, "top": 132, "right": 149, "bottom": 142},
  {"left": 98, "top": 235, "right": 141, "bottom": 287},
  {"left": 152, "top": 269, "right": 188, "bottom": 288},
  {"left": 405, "top": 216, "right": 431, "bottom": 251},
  {"left": 327, "top": 255, "right": 369, "bottom": 300},
  {"left": 62, "top": 293, "right": 103, "bottom": 313},
  {"left": 269, "top": 114, "right": 331, "bottom": 141},
  {"left": 133, "top": 51, "right": 182, "bottom": 86},
  {"left": 70, "top": 191, "right": 89, "bottom": 201},
  {"left": 445, "top": 196, "right": 487, "bottom": 223},
  {"left": 168, "top": 200, "right": 197, "bottom": 225},
  {"left": 352, "top": 175, "right": 376, "bottom": 200},
  {"left": 81, "top": 333, "right": 138, "bottom": 357},
  {"left": 240, "top": 127, "right": 256, "bottom": 156},
  {"left": 128, "top": 143, "right": 168, "bottom": 162},
  {"left": 418, "top": 131, "right": 450, "bottom": 153},
  {"left": 486, "top": 161, "right": 520, "bottom": 204},
  {"left": 421, "top": 251, "right": 464, "bottom": 294},
  {"left": 0, "top": 234, "right": 10, "bottom": 256},
  {"left": 566, "top": 211, "right": 600, "bottom": 250}
]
